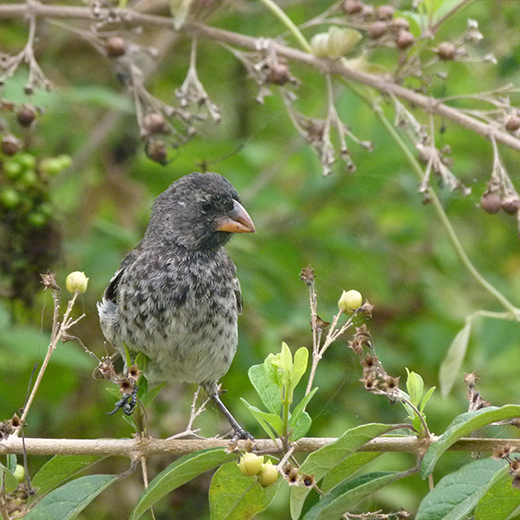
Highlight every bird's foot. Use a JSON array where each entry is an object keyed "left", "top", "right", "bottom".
[{"left": 107, "top": 385, "right": 138, "bottom": 416}]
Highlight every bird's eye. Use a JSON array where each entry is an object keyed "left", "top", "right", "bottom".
[{"left": 201, "top": 202, "right": 213, "bottom": 213}]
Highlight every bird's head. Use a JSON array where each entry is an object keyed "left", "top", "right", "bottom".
[{"left": 145, "top": 172, "right": 256, "bottom": 251}]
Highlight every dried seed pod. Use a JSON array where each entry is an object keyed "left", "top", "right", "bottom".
[
  {"left": 105, "top": 37, "right": 126, "bottom": 58},
  {"left": 341, "top": 0, "right": 364, "bottom": 15},
  {"left": 1, "top": 135, "right": 21, "bottom": 156},
  {"left": 502, "top": 195, "right": 520, "bottom": 215},
  {"left": 436, "top": 42, "right": 457, "bottom": 61},
  {"left": 146, "top": 141, "right": 168, "bottom": 164},
  {"left": 367, "top": 21, "right": 388, "bottom": 39},
  {"left": 17, "top": 104, "right": 37, "bottom": 127},
  {"left": 480, "top": 192, "right": 502, "bottom": 214},
  {"left": 375, "top": 4, "right": 394, "bottom": 20},
  {"left": 396, "top": 30, "right": 415, "bottom": 49}
]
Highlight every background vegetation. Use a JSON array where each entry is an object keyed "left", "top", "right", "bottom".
[{"left": 2, "top": 0, "right": 520, "bottom": 518}]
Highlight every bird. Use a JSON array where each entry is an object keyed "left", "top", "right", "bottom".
[{"left": 97, "top": 171, "right": 256, "bottom": 439}]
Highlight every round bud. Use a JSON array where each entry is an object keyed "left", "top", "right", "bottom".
[
  {"left": 367, "top": 21, "right": 388, "bottom": 39},
  {"left": 267, "top": 63, "right": 291, "bottom": 85},
  {"left": 396, "top": 31, "right": 415, "bottom": 49},
  {"left": 436, "top": 42, "right": 457, "bottom": 61},
  {"left": 13, "top": 465, "right": 25, "bottom": 484},
  {"left": 390, "top": 18, "right": 410, "bottom": 32},
  {"left": 338, "top": 289, "right": 363, "bottom": 312},
  {"left": 1, "top": 135, "right": 21, "bottom": 156},
  {"left": 238, "top": 453, "right": 264, "bottom": 477},
  {"left": 502, "top": 195, "right": 520, "bottom": 215},
  {"left": 146, "top": 140, "right": 168, "bottom": 165},
  {"left": 143, "top": 112, "right": 167, "bottom": 134},
  {"left": 105, "top": 37, "right": 126, "bottom": 58},
  {"left": 341, "top": 0, "right": 364, "bottom": 15},
  {"left": 0, "top": 188, "right": 21, "bottom": 210},
  {"left": 505, "top": 115, "right": 520, "bottom": 133},
  {"left": 375, "top": 4, "right": 394, "bottom": 20},
  {"left": 257, "top": 461, "right": 279, "bottom": 487},
  {"left": 480, "top": 192, "right": 502, "bottom": 214},
  {"left": 66, "top": 271, "right": 89, "bottom": 294},
  {"left": 17, "top": 104, "right": 37, "bottom": 127}
]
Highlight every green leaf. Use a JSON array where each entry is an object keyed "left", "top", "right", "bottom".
[
  {"left": 406, "top": 368, "right": 424, "bottom": 408},
  {"left": 290, "top": 423, "right": 394, "bottom": 520},
  {"left": 248, "top": 364, "right": 281, "bottom": 414},
  {"left": 7, "top": 454, "right": 17, "bottom": 473},
  {"left": 25, "top": 474, "right": 118, "bottom": 520},
  {"left": 290, "top": 411, "right": 312, "bottom": 441},
  {"left": 140, "top": 383, "right": 166, "bottom": 407},
  {"left": 475, "top": 468, "right": 520, "bottom": 520},
  {"left": 209, "top": 461, "right": 280, "bottom": 520},
  {"left": 290, "top": 387, "right": 318, "bottom": 434},
  {"left": 0, "top": 463, "right": 18, "bottom": 494},
  {"left": 416, "top": 458, "right": 506, "bottom": 520},
  {"left": 241, "top": 398, "right": 283, "bottom": 440},
  {"left": 439, "top": 321, "right": 471, "bottom": 397},
  {"left": 30, "top": 455, "right": 102, "bottom": 503},
  {"left": 421, "top": 405, "right": 520, "bottom": 478},
  {"left": 280, "top": 342, "right": 293, "bottom": 388},
  {"left": 303, "top": 471, "right": 406, "bottom": 520},
  {"left": 420, "top": 386, "right": 436, "bottom": 414},
  {"left": 321, "top": 452, "right": 382, "bottom": 493},
  {"left": 291, "top": 347, "right": 309, "bottom": 392},
  {"left": 130, "top": 448, "right": 236, "bottom": 520}
]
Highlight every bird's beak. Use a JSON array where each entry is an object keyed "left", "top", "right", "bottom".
[{"left": 216, "top": 200, "right": 256, "bottom": 234}]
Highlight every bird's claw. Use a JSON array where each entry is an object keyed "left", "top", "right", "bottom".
[
  {"left": 107, "top": 386, "right": 138, "bottom": 416},
  {"left": 230, "top": 428, "right": 255, "bottom": 444}
]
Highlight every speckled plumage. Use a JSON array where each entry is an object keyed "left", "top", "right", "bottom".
[{"left": 98, "top": 172, "right": 254, "bottom": 397}]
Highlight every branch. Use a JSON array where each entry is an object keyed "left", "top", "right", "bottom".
[
  {"left": 1, "top": 3, "right": 520, "bottom": 153},
  {"left": 1, "top": 435, "right": 520, "bottom": 457}
]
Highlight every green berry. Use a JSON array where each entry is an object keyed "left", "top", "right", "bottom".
[
  {"left": 0, "top": 188, "right": 21, "bottom": 209},
  {"left": 257, "top": 461, "right": 279, "bottom": 487},
  {"left": 3, "top": 160, "right": 22, "bottom": 179},
  {"left": 338, "top": 289, "right": 363, "bottom": 312},
  {"left": 13, "top": 465, "right": 25, "bottom": 483},
  {"left": 238, "top": 453, "right": 264, "bottom": 476},
  {"left": 57, "top": 154, "right": 72, "bottom": 170},
  {"left": 18, "top": 170, "right": 39, "bottom": 189},
  {"left": 27, "top": 212, "right": 47, "bottom": 227},
  {"left": 17, "top": 153, "right": 36, "bottom": 171},
  {"left": 65, "top": 271, "right": 89, "bottom": 294},
  {"left": 37, "top": 202, "right": 53, "bottom": 218},
  {"left": 40, "top": 158, "right": 62, "bottom": 176}
]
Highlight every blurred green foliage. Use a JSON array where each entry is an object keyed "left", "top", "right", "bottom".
[{"left": 2, "top": 0, "right": 520, "bottom": 518}]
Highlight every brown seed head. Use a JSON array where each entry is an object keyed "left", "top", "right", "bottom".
[
  {"left": 106, "top": 37, "right": 126, "bottom": 58},
  {"left": 146, "top": 140, "right": 168, "bottom": 165},
  {"left": 342, "top": 0, "right": 365, "bottom": 15},
  {"left": 266, "top": 63, "right": 291, "bottom": 85},
  {"left": 396, "top": 30, "right": 415, "bottom": 49},
  {"left": 375, "top": 4, "right": 394, "bottom": 20},
  {"left": 1, "top": 135, "right": 22, "bottom": 156},
  {"left": 480, "top": 192, "right": 502, "bottom": 214},
  {"left": 301, "top": 474, "right": 315, "bottom": 487},
  {"left": 436, "top": 42, "right": 457, "bottom": 61},
  {"left": 17, "top": 104, "right": 37, "bottom": 127},
  {"left": 390, "top": 18, "right": 410, "bottom": 32},
  {"left": 143, "top": 112, "right": 167, "bottom": 134},
  {"left": 367, "top": 21, "right": 388, "bottom": 39},
  {"left": 505, "top": 115, "right": 520, "bottom": 132},
  {"left": 299, "top": 265, "right": 315, "bottom": 286},
  {"left": 502, "top": 195, "right": 520, "bottom": 215}
]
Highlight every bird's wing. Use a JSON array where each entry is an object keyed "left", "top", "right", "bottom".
[
  {"left": 103, "top": 246, "right": 141, "bottom": 303},
  {"left": 233, "top": 276, "right": 243, "bottom": 315}
]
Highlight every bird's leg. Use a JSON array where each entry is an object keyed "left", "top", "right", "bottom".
[
  {"left": 205, "top": 384, "right": 254, "bottom": 442},
  {"left": 107, "top": 384, "right": 138, "bottom": 416}
]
